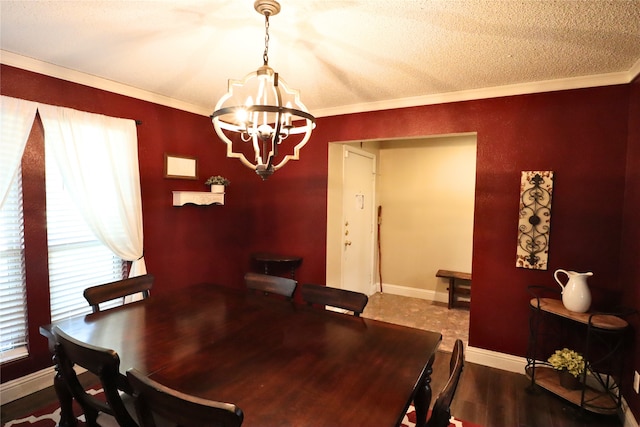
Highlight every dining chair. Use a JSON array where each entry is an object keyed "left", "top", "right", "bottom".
[
  {"left": 126, "top": 368, "right": 244, "bottom": 427},
  {"left": 244, "top": 272, "right": 297, "bottom": 300},
  {"left": 425, "top": 339, "right": 465, "bottom": 427},
  {"left": 300, "top": 283, "right": 369, "bottom": 316},
  {"left": 83, "top": 274, "right": 154, "bottom": 313},
  {"left": 52, "top": 326, "right": 138, "bottom": 427}
]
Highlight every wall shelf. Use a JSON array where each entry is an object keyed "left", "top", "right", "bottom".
[{"left": 172, "top": 191, "right": 224, "bottom": 206}]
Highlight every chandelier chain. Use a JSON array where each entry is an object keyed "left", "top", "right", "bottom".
[{"left": 263, "top": 13, "right": 270, "bottom": 65}]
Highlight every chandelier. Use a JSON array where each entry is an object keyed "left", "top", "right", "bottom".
[{"left": 211, "top": 0, "right": 315, "bottom": 180}]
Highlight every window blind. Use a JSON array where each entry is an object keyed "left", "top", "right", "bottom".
[
  {"left": 0, "top": 169, "right": 28, "bottom": 362},
  {"left": 46, "top": 150, "right": 125, "bottom": 323}
]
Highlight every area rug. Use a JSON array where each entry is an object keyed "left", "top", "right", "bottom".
[
  {"left": 4, "top": 388, "right": 120, "bottom": 427},
  {"left": 5, "top": 389, "right": 481, "bottom": 427},
  {"left": 401, "top": 405, "right": 482, "bottom": 427}
]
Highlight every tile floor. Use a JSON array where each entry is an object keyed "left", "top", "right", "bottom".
[{"left": 361, "top": 292, "right": 469, "bottom": 353}]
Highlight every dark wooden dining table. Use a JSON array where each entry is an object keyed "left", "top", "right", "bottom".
[{"left": 41, "top": 283, "right": 442, "bottom": 427}]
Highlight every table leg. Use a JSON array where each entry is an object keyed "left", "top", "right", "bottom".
[
  {"left": 53, "top": 354, "right": 78, "bottom": 427},
  {"left": 413, "top": 352, "right": 436, "bottom": 427}
]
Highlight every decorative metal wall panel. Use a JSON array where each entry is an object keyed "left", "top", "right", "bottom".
[{"left": 516, "top": 171, "right": 554, "bottom": 270}]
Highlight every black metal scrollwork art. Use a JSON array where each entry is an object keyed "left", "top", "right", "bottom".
[{"left": 516, "top": 171, "right": 554, "bottom": 270}]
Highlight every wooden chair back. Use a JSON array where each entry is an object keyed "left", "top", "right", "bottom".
[
  {"left": 126, "top": 368, "right": 244, "bottom": 427},
  {"left": 244, "top": 272, "right": 297, "bottom": 300},
  {"left": 84, "top": 274, "right": 154, "bottom": 313},
  {"left": 52, "top": 326, "right": 138, "bottom": 427},
  {"left": 426, "top": 339, "right": 465, "bottom": 427},
  {"left": 300, "top": 283, "right": 369, "bottom": 316}
]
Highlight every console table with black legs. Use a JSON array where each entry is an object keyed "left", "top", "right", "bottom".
[{"left": 526, "top": 285, "right": 635, "bottom": 416}]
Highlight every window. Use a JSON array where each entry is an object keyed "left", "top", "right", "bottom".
[
  {"left": 0, "top": 101, "right": 143, "bottom": 379},
  {"left": 45, "top": 148, "right": 125, "bottom": 323},
  {"left": 0, "top": 169, "right": 28, "bottom": 363}
]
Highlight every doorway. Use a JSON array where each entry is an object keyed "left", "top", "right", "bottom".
[{"left": 326, "top": 134, "right": 476, "bottom": 301}]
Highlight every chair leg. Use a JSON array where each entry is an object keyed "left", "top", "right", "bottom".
[
  {"left": 82, "top": 407, "right": 100, "bottom": 427},
  {"left": 53, "top": 357, "right": 78, "bottom": 427},
  {"left": 414, "top": 352, "right": 436, "bottom": 427}
]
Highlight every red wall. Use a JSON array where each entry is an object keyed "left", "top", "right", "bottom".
[
  {"left": 1, "top": 64, "right": 635, "bottom": 405},
  {"left": 257, "top": 88, "right": 631, "bottom": 357},
  {"left": 621, "top": 74, "right": 640, "bottom": 416},
  {"left": 1, "top": 65, "right": 257, "bottom": 379}
]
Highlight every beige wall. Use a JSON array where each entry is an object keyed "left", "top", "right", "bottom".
[
  {"left": 377, "top": 134, "right": 476, "bottom": 294},
  {"left": 327, "top": 134, "right": 476, "bottom": 297}
]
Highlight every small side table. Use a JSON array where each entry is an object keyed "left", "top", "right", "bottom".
[{"left": 251, "top": 253, "right": 303, "bottom": 280}]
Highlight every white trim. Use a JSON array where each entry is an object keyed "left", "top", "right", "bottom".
[
  {"left": 466, "top": 345, "right": 526, "bottom": 373},
  {"left": 0, "top": 50, "right": 209, "bottom": 116},
  {"left": 1, "top": 366, "right": 55, "bottom": 403},
  {"left": 379, "top": 282, "right": 449, "bottom": 304},
  {"left": 0, "top": 365, "right": 86, "bottom": 404},
  {"left": 313, "top": 71, "right": 636, "bottom": 118},
  {"left": 2, "top": 50, "right": 639, "bottom": 120}
]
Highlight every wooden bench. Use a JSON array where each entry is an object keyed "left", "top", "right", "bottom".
[{"left": 436, "top": 269, "right": 472, "bottom": 309}]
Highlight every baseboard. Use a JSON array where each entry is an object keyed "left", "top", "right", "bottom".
[
  {"left": 0, "top": 365, "right": 86, "bottom": 404},
  {"left": 465, "top": 345, "right": 526, "bottom": 373},
  {"left": 1, "top": 366, "right": 56, "bottom": 404},
  {"left": 380, "top": 282, "right": 449, "bottom": 304}
]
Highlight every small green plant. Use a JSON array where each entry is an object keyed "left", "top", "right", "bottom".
[
  {"left": 205, "top": 175, "right": 230, "bottom": 186},
  {"left": 547, "top": 348, "right": 585, "bottom": 377}
]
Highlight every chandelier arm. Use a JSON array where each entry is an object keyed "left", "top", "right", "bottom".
[
  {"left": 212, "top": 119, "right": 258, "bottom": 170},
  {"left": 273, "top": 119, "right": 313, "bottom": 170}
]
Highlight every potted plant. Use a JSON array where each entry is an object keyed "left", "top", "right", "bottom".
[
  {"left": 547, "top": 348, "right": 585, "bottom": 389},
  {"left": 205, "top": 175, "right": 230, "bottom": 193}
]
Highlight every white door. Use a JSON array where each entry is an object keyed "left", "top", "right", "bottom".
[{"left": 341, "top": 147, "right": 376, "bottom": 296}]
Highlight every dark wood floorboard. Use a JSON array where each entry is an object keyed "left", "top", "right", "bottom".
[{"left": 1, "top": 353, "right": 624, "bottom": 427}]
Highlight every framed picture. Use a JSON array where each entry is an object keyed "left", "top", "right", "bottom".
[{"left": 164, "top": 154, "right": 198, "bottom": 180}]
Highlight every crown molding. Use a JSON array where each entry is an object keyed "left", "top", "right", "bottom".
[
  {"left": 2, "top": 50, "right": 638, "bottom": 120},
  {"left": 312, "top": 70, "right": 636, "bottom": 118},
  {"left": 0, "top": 50, "right": 210, "bottom": 116}
]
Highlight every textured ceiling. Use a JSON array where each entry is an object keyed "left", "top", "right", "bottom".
[{"left": 1, "top": 1, "right": 640, "bottom": 117}]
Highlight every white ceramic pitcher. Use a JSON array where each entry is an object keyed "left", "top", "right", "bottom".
[{"left": 554, "top": 269, "right": 593, "bottom": 313}]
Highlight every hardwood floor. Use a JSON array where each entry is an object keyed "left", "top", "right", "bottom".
[
  {"left": 435, "top": 356, "right": 622, "bottom": 427},
  {"left": 366, "top": 292, "right": 623, "bottom": 427},
  {"left": 1, "top": 293, "right": 624, "bottom": 427}
]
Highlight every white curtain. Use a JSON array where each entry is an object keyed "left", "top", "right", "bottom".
[
  {"left": 38, "top": 104, "right": 147, "bottom": 277},
  {"left": 0, "top": 96, "right": 38, "bottom": 209}
]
